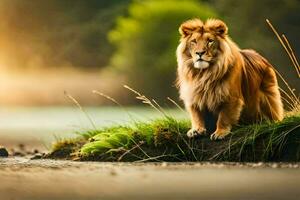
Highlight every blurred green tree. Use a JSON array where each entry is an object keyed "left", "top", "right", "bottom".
[
  {"left": 0, "top": 0, "right": 130, "bottom": 69},
  {"left": 109, "top": 0, "right": 217, "bottom": 101}
]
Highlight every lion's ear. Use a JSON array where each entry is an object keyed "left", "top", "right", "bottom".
[
  {"left": 179, "top": 25, "right": 194, "bottom": 37},
  {"left": 179, "top": 19, "right": 203, "bottom": 37},
  {"left": 206, "top": 19, "right": 228, "bottom": 37}
]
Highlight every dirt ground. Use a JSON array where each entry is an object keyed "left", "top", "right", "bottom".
[
  {"left": 1, "top": 107, "right": 299, "bottom": 200},
  {"left": 0, "top": 157, "right": 299, "bottom": 200}
]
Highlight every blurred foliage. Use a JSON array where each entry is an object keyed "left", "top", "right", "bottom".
[
  {"left": 0, "top": 0, "right": 299, "bottom": 105},
  {"left": 109, "top": 0, "right": 217, "bottom": 101},
  {"left": 0, "top": 0, "right": 130, "bottom": 68}
]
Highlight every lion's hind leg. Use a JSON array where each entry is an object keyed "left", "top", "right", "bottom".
[{"left": 260, "top": 67, "right": 284, "bottom": 121}]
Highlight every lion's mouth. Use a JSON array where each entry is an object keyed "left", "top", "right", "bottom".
[
  {"left": 196, "top": 58, "right": 209, "bottom": 62},
  {"left": 194, "top": 59, "right": 210, "bottom": 69}
]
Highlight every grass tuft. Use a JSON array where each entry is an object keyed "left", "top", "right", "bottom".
[{"left": 48, "top": 113, "right": 300, "bottom": 162}]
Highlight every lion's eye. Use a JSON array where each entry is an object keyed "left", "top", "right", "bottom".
[
  {"left": 190, "top": 39, "right": 197, "bottom": 44},
  {"left": 208, "top": 39, "right": 214, "bottom": 44}
]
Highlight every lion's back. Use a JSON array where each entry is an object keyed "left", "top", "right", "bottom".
[{"left": 240, "top": 49, "right": 282, "bottom": 122}]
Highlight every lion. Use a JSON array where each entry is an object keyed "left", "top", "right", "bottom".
[{"left": 176, "top": 18, "right": 283, "bottom": 140}]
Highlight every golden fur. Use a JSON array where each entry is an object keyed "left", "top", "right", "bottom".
[{"left": 176, "top": 18, "right": 283, "bottom": 140}]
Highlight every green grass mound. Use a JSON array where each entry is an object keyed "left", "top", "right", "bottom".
[{"left": 48, "top": 114, "right": 300, "bottom": 162}]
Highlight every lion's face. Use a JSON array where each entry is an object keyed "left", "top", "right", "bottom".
[
  {"left": 187, "top": 32, "right": 219, "bottom": 69},
  {"left": 178, "top": 19, "right": 228, "bottom": 69}
]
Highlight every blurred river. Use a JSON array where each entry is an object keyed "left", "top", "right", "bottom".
[{"left": 0, "top": 106, "right": 186, "bottom": 149}]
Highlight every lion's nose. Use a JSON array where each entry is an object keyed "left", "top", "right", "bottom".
[{"left": 196, "top": 51, "right": 206, "bottom": 57}]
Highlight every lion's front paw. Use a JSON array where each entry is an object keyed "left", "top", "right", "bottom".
[
  {"left": 187, "top": 127, "right": 206, "bottom": 138},
  {"left": 210, "top": 128, "right": 231, "bottom": 140}
]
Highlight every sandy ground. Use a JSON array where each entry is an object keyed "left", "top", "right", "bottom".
[{"left": 0, "top": 158, "right": 299, "bottom": 200}]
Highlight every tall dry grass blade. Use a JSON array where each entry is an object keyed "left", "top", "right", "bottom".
[
  {"left": 92, "top": 90, "right": 123, "bottom": 107},
  {"left": 117, "top": 141, "right": 144, "bottom": 161},
  {"left": 152, "top": 100, "right": 168, "bottom": 116},
  {"left": 167, "top": 97, "right": 186, "bottom": 113},
  {"left": 123, "top": 85, "right": 166, "bottom": 116},
  {"left": 133, "top": 154, "right": 173, "bottom": 163},
  {"left": 64, "top": 91, "right": 97, "bottom": 130},
  {"left": 266, "top": 19, "right": 298, "bottom": 76},
  {"left": 274, "top": 68, "right": 299, "bottom": 101},
  {"left": 92, "top": 90, "right": 135, "bottom": 122},
  {"left": 279, "top": 87, "right": 298, "bottom": 109},
  {"left": 123, "top": 85, "right": 143, "bottom": 96},
  {"left": 265, "top": 19, "right": 299, "bottom": 112},
  {"left": 129, "top": 139, "right": 155, "bottom": 160},
  {"left": 151, "top": 99, "right": 168, "bottom": 117},
  {"left": 282, "top": 34, "right": 300, "bottom": 77},
  {"left": 280, "top": 94, "right": 295, "bottom": 111}
]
